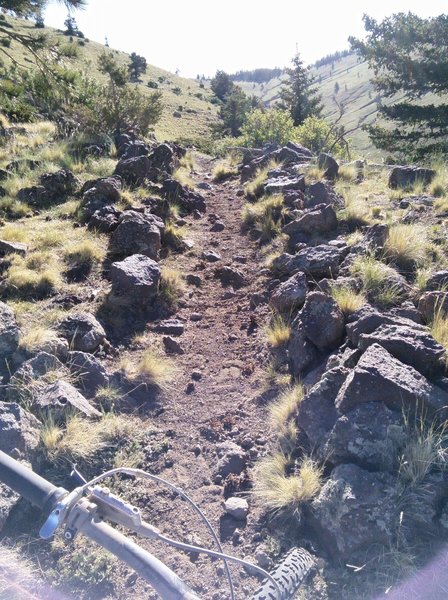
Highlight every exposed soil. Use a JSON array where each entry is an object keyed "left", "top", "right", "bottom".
[{"left": 115, "top": 155, "right": 284, "bottom": 600}]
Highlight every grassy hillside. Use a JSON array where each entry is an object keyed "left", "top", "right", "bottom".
[
  {"left": 0, "top": 15, "right": 218, "bottom": 142},
  {"left": 237, "top": 52, "right": 446, "bottom": 160}
]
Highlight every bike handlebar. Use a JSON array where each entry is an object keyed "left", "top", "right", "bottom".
[
  {"left": 0, "top": 450, "right": 200, "bottom": 600},
  {"left": 0, "top": 450, "right": 66, "bottom": 512}
]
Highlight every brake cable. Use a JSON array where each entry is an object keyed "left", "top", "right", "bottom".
[{"left": 56, "top": 466, "right": 282, "bottom": 600}]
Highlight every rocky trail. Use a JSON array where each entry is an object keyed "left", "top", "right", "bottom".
[
  {"left": 117, "top": 155, "right": 284, "bottom": 600},
  {"left": 2, "top": 133, "right": 448, "bottom": 600}
]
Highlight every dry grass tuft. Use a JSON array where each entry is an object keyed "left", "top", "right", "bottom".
[
  {"left": 212, "top": 161, "right": 238, "bottom": 182},
  {"left": 383, "top": 224, "right": 429, "bottom": 270},
  {"left": 267, "top": 315, "right": 291, "bottom": 347},
  {"left": 41, "top": 412, "right": 143, "bottom": 463},
  {"left": 159, "top": 267, "right": 185, "bottom": 308},
  {"left": 242, "top": 194, "right": 284, "bottom": 241},
  {"left": 244, "top": 161, "right": 276, "bottom": 199},
  {"left": 351, "top": 254, "right": 403, "bottom": 307},
  {"left": 269, "top": 384, "right": 304, "bottom": 449},
  {"left": 331, "top": 285, "right": 366, "bottom": 316},
  {"left": 254, "top": 452, "right": 322, "bottom": 513},
  {"left": 64, "top": 239, "right": 105, "bottom": 266},
  {"left": 18, "top": 326, "right": 59, "bottom": 353},
  {"left": 121, "top": 349, "right": 175, "bottom": 388}
]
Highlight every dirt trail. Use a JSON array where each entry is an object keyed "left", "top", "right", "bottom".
[{"left": 127, "top": 155, "right": 278, "bottom": 599}]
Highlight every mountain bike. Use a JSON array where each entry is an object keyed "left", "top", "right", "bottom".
[{"left": 0, "top": 450, "right": 314, "bottom": 599}]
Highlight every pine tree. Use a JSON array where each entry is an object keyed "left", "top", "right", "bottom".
[
  {"left": 128, "top": 52, "right": 147, "bottom": 81},
  {"left": 350, "top": 13, "right": 448, "bottom": 158},
  {"left": 210, "top": 70, "right": 233, "bottom": 101},
  {"left": 280, "top": 53, "right": 322, "bottom": 126},
  {"left": 218, "top": 86, "right": 250, "bottom": 136}
]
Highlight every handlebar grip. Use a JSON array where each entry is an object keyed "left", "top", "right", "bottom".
[
  {"left": 81, "top": 517, "right": 201, "bottom": 600},
  {"left": 0, "top": 450, "right": 66, "bottom": 512}
]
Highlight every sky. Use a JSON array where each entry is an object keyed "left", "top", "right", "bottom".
[{"left": 43, "top": 0, "right": 446, "bottom": 78}]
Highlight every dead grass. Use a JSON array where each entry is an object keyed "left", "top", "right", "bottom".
[
  {"left": 172, "top": 166, "right": 194, "bottom": 189},
  {"left": 212, "top": 161, "right": 238, "bottom": 182},
  {"left": 266, "top": 314, "right": 291, "bottom": 347},
  {"left": 269, "top": 384, "right": 304, "bottom": 450},
  {"left": 64, "top": 239, "right": 106, "bottom": 266},
  {"left": 121, "top": 348, "right": 174, "bottom": 388},
  {"left": 399, "top": 418, "right": 448, "bottom": 488},
  {"left": 41, "top": 412, "right": 143, "bottom": 464},
  {"left": 159, "top": 266, "right": 185, "bottom": 309},
  {"left": 331, "top": 285, "right": 366, "bottom": 316},
  {"left": 162, "top": 221, "right": 187, "bottom": 251},
  {"left": 254, "top": 452, "right": 322, "bottom": 513},
  {"left": 383, "top": 224, "right": 429, "bottom": 271},
  {"left": 242, "top": 193, "right": 284, "bottom": 241},
  {"left": 244, "top": 161, "right": 276, "bottom": 199},
  {"left": 18, "top": 326, "right": 60, "bottom": 353},
  {"left": 351, "top": 254, "right": 403, "bottom": 307},
  {"left": 338, "top": 163, "right": 358, "bottom": 183}
]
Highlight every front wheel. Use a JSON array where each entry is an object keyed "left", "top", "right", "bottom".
[{"left": 251, "top": 547, "right": 315, "bottom": 600}]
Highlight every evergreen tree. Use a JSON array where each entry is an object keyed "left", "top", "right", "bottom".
[
  {"left": 128, "top": 52, "right": 147, "bottom": 81},
  {"left": 64, "top": 15, "right": 83, "bottom": 37},
  {"left": 210, "top": 70, "right": 233, "bottom": 101},
  {"left": 280, "top": 53, "right": 322, "bottom": 126},
  {"left": 350, "top": 13, "right": 448, "bottom": 158},
  {"left": 334, "top": 81, "right": 340, "bottom": 95},
  {"left": 218, "top": 86, "right": 250, "bottom": 136}
]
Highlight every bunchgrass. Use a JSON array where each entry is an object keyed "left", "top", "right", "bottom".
[
  {"left": 254, "top": 452, "right": 322, "bottom": 513},
  {"left": 383, "top": 224, "right": 428, "bottom": 271},
  {"left": 266, "top": 314, "right": 291, "bottom": 347},
  {"left": 330, "top": 285, "right": 366, "bottom": 316}
]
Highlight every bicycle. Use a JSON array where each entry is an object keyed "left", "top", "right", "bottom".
[{"left": 0, "top": 450, "right": 314, "bottom": 600}]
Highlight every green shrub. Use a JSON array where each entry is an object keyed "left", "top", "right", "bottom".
[
  {"left": 241, "top": 108, "right": 295, "bottom": 147},
  {"left": 295, "top": 116, "right": 348, "bottom": 158}
]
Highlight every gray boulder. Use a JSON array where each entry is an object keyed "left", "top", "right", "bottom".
[
  {"left": 273, "top": 245, "right": 340, "bottom": 279},
  {"left": 418, "top": 291, "right": 448, "bottom": 322},
  {"left": 114, "top": 155, "right": 153, "bottom": 186},
  {"left": 282, "top": 204, "right": 337, "bottom": 236},
  {"left": 68, "top": 351, "right": 109, "bottom": 397},
  {"left": 264, "top": 175, "right": 305, "bottom": 195},
  {"left": 215, "top": 441, "right": 246, "bottom": 480},
  {"left": 310, "top": 463, "right": 398, "bottom": 560},
  {"left": 35, "top": 380, "right": 101, "bottom": 420},
  {"left": 304, "top": 181, "right": 343, "bottom": 209},
  {"left": 389, "top": 166, "right": 436, "bottom": 189},
  {"left": 10, "top": 352, "right": 64, "bottom": 387},
  {"left": 81, "top": 176, "right": 122, "bottom": 218},
  {"left": 301, "top": 292, "right": 345, "bottom": 351},
  {"left": 88, "top": 205, "right": 122, "bottom": 233},
  {"left": 318, "top": 153, "right": 339, "bottom": 179},
  {"left": 296, "top": 366, "right": 348, "bottom": 449},
  {"left": 358, "top": 323, "right": 445, "bottom": 376},
  {"left": 0, "top": 240, "right": 27, "bottom": 257},
  {"left": 39, "top": 168, "right": 79, "bottom": 199},
  {"left": 224, "top": 497, "right": 249, "bottom": 520},
  {"left": 109, "top": 210, "right": 164, "bottom": 260},
  {"left": 0, "top": 401, "right": 40, "bottom": 457},
  {"left": 110, "top": 254, "right": 161, "bottom": 303},
  {"left": 320, "top": 402, "right": 406, "bottom": 472},
  {"left": 425, "top": 270, "right": 448, "bottom": 292},
  {"left": 288, "top": 321, "right": 319, "bottom": 377},
  {"left": 346, "top": 305, "right": 426, "bottom": 347},
  {"left": 0, "top": 301, "right": 20, "bottom": 356},
  {"left": 58, "top": 313, "right": 106, "bottom": 353},
  {"left": 269, "top": 272, "right": 308, "bottom": 313},
  {"left": 335, "top": 343, "right": 448, "bottom": 416}
]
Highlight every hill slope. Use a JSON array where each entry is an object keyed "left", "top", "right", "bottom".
[
  {"left": 237, "top": 52, "right": 446, "bottom": 159},
  {"left": 0, "top": 15, "right": 218, "bottom": 142}
]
